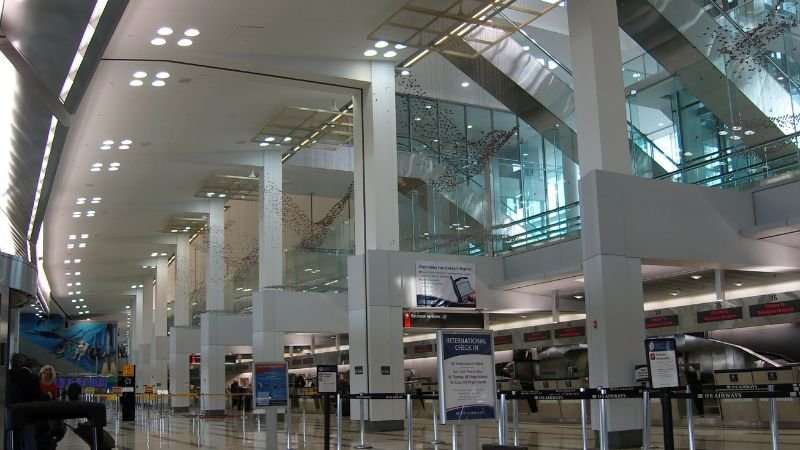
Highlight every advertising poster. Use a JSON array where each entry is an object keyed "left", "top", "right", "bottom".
[
  {"left": 20, "top": 314, "right": 117, "bottom": 374},
  {"left": 254, "top": 362, "right": 288, "bottom": 408},
  {"left": 416, "top": 261, "right": 476, "bottom": 307},
  {"left": 645, "top": 338, "right": 680, "bottom": 389},
  {"left": 437, "top": 330, "right": 496, "bottom": 423}
]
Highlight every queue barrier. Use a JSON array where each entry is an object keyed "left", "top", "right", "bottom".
[{"left": 75, "top": 384, "right": 795, "bottom": 450}]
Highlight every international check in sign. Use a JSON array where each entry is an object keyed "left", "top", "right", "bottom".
[{"left": 437, "top": 329, "right": 496, "bottom": 423}]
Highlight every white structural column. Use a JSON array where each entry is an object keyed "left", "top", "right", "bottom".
[
  {"left": 206, "top": 198, "right": 226, "bottom": 311},
  {"left": 135, "top": 282, "right": 154, "bottom": 390},
  {"left": 174, "top": 234, "right": 191, "bottom": 326},
  {"left": 253, "top": 150, "right": 285, "bottom": 450},
  {"left": 348, "top": 61, "right": 404, "bottom": 431},
  {"left": 568, "top": 0, "right": 645, "bottom": 447},
  {"left": 258, "top": 151, "right": 283, "bottom": 289},
  {"left": 152, "top": 257, "right": 169, "bottom": 389},
  {"left": 353, "top": 61, "right": 399, "bottom": 254},
  {"left": 170, "top": 234, "right": 192, "bottom": 409},
  {"left": 201, "top": 198, "right": 227, "bottom": 413}
]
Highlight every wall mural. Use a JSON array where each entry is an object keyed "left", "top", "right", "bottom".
[{"left": 20, "top": 314, "right": 117, "bottom": 375}]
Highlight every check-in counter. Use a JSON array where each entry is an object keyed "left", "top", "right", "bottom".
[
  {"left": 714, "top": 370, "right": 760, "bottom": 423},
  {"left": 533, "top": 380, "right": 561, "bottom": 421},
  {"left": 753, "top": 367, "right": 800, "bottom": 423},
  {"left": 556, "top": 379, "right": 583, "bottom": 421}
]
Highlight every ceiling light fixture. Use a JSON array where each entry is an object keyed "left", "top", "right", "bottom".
[
  {"left": 383, "top": 50, "right": 397, "bottom": 58},
  {"left": 121, "top": 139, "right": 132, "bottom": 145},
  {"left": 129, "top": 80, "right": 143, "bottom": 87},
  {"left": 363, "top": 49, "right": 377, "bottom": 57},
  {"left": 118, "top": 145, "right": 129, "bottom": 150},
  {"left": 155, "top": 72, "right": 170, "bottom": 79},
  {"left": 461, "top": 82, "right": 470, "bottom": 87},
  {"left": 133, "top": 72, "right": 147, "bottom": 79},
  {"left": 100, "top": 145, "right": 111, "bottom": 150},
  {"left": 395, "top": 43, "right": 407, "bottom": 49},
  {"left": 400, "top": 70, "right": 410, "bottom": 76},
  {"left": 152, "top": 80, "right": 166, "bottom": 87},
  {"left": 177, "top": 38, "right": 193, "bottom": 46},
  {"left": 690, "top": 275, "right": 702, "bottom": 280},
  {"left": 150, "top": 37, "right": 166, "bottom": 46},
  {"left": 74, "top": 259, "right": 81, "bottom": 263},
  {"left": 150, "top": 252, "right": 158, "bottom": 257},
  {"left": 184, "top": 28, "right": 200, "bottom": 37},
  {"left": 157, "top": 27, "right": 174, "bottom": 36},
  {"left": 374, "top": 40, "right": 389, "bottom": 48}
]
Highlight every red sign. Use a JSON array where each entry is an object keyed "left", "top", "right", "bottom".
[
  {"left": 645, "top": 315, "right": 680, "bottom": 329},
  {"left": 555, "top": 327, "right": 585, "bottom": 339},
  {"left": 414, "top": 344, "right": 434, "bottom": 354},
  {"left": 749, "top": 300, "right": 800, "bottom": 317},
  {"left": 523, "top": 330, "right": 551, "bottom": 342},
  {"left": 696, "top": 307, "right": 743, "bottom": 323},
  {"left": 493, "top": 335, "right": 513, "bottom": 346}
]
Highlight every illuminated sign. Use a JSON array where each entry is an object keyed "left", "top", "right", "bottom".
[{"left": 696, "top": 307, "right": 742, "bottom": 323}]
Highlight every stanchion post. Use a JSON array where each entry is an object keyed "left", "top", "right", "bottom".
[
  {"left": 430, "top": 399, "right": 443, "bottom": 445},
  {"left": 769, "top": 385, "right": 779, "bottom": 450},
  {"left": 661, "top": 390, "right": 675, "bottom": 450},
  {"left": 642, "top": 389, "right": 651, "bottom": 450},
  {"left": 355, "top": 395, "right": 372, "bottom": 449},
  {"left": 512, "top": 397, "right": 519, "bottom": 447},
  {"left": 580, "top": 393, "right": 589, "bottom": 450},
  {"left": 406, "top": 394, "right": 413, "bottom": 450},
  {"left": 452, "top": 423, "right": 458, "bottom": 450},
  {"left": 323, "top": 395, "right": 331, "bottom": 450},
  {"left": 286, "top": 401, "right": 293, "bottom": 450},
  {"left": 336, "top": 394, "right": 342, "bottom": 450},
  {"left": 498, "top": 393, "right": 507, "bottom": 445},
  {"left": 599, "top": 388, "right": 608, "bottom": 450},
  {"left": 686, "top": 386, "right": 696, "bottom": 450},
  {"left": 302, "top": 396, "right": 307, "bottom": 445}
]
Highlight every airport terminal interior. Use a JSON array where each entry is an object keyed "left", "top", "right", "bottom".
[{"left": 4, "top": 0, "right": 800, "bottom": 449}]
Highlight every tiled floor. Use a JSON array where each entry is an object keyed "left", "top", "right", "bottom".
[{"left": 54, "top": 410, "right": 800, "bottom": 449}]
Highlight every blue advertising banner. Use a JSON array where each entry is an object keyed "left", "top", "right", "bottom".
[
  {"left": 437, "top": 330, "right": 496, "bottom": 423},
  {"left": 20, "top": 314, "right": 117, "bottom": 374},
  {"left": 254, "top": 362, "right": 288, "bottom": 407}
]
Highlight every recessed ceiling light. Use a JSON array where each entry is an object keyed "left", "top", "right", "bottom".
[
  {"left": 72, "top": 299, "right": 77, "bottom": 303},
  {"left": 467, "top": 125, "right": 473, "bottom": 129},
  {"left": 138, "top": 284, "right": 144, "bottom": 288},
  {"left": 157, "top": 27, "right": 174, "bottom": 36},
  {"left": 160, "top": 252, "right": 167, "bottom": 256},
  {"left": 374, "top": 41, "right": 389, "bottom": 48},
  {"left": 206, "top": 192, "right": 215, "bottom": 197},
  {"left": 69, "top": 234, "right": 76, "bottom": 240},
  {"left": 684, "top": 151, "right": 693, "bottom": 157},
  {"left": 219, "top": 193, "right": 226, "bottom": 198},
  {"left": 118, "top": 145, "right": 130, "bottom": 150},
  {"left": 150, "top": 37, "right": 167, "bottom": 46},
  {"left": 108, "top": 167, "right": 119, "bottom": 171},
  {"left": 133, "top": 71, "right": 147, "bottom": 79},
  {"left": 283, "top": 137, "right": 291, "bottom": 142},
  {"left": 75, "top": 282, "right": 81, "bottom": 286},
  {"left": 184, "top": 28, "right": 200, "bottom": 37},
  {"left": 102, "top": 140, "right": 114, "bottom": 145},
  {"left": 395, "top": 43, "right": 407, "bottom": 49},
  {"left": 658, "top": 123, "right": 664, "bottom": 127},
  {"left": 126, "top": 305, "right": 131, "bottom": 309},
  {"left": 718, "top": 130, "right": 728, "bottom": 136},
  {"left": 131, "top": 285, "right": 137, "bottom": 289},
  {"left": 730, "top": 135, "right": 741, "bottom": 140},
  {"left": 74, "top": 259, "right": 81, "bottom": 263},
  {"left": 64, "top": 259, "right": 71, "bottom": 264},
  {"left": 109, "top": 162, "right": 120, "bottom": 167},
  {"left": 400, "top": 70, "right": 410, "bottom": 76},
  {"left": 733, "top": 282, "right": 743, "bottom": 287},
  {"left": 150, "top": 252, "right": 159, "bottom": 257},
  {"left": 78, "top": 243, "right": 86, "bottom": 248},
  {"left": 670, "top": 291, "right": 679, "bottom": 296},
  {"left": 574, "top": 295, "right": 584, "bottom": 299},
  {"left": 90, "top": 168, "right": 101, "bottom": 172},
  {"left": 121, "top": 139, "right": 133, "bottom": 145},
  {"left": 91, "top": 197, "right": 101, "bottom": 203},
  {"left": 74, "top": 271, "right": 81, "bottom": 275},
  {"left": 522, "top": 46, "right": 530, "bottom": 51},
  {"left": 177, "top": 38, "right": 193, "bottom": 46},
  {"left": 67, "top": 282, "right": 73, "bottom": 287},
  {"left": 744, "top": 130, "right": 755, "bottom": 136},
  {"left": 76, "top": 197, "right": 86, "bottom": 204},
  {"left": 85, "top": 211, "right": 95, "bottom": 217},
  {"left": 690, "top": 275, "right": 702, "bottom": 280},
  {"left": 129, "top": 80, "right": 144, "bottom": 87},
  {"left": 78, "top": 298, "right": 84, "bottom": 302},
  {"left": 265, "top": 137, "right": 275, "bottom": 142},
  {"left": 461, "top": 82, "right": 470, "bottom": 87},
  {"left": 732, "top": 125, "right": 742, "bottom": 131},
  {"left": 259, "top": 143, "right": 270, "bottom": 147},
  {"left": 152, "top": 80, "right": 166, "bottom": 87},
  {"left": 156, "top": 71, "right": 170, "bottom": 79},
  {"left": 100, "top": 145, "right": 111, "bottom": 150},
  {"left": 363, "top": 49, "right": 377, "bottom": 57},
  {"left": 67, "top": 244, "right": 74, "bottom": 249},
  {"left": 383, "top": 50, "right": 397, "bottom": 58}
]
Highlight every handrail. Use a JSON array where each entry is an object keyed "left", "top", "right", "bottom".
[{"left": 496, "top": 10, "right": 573, "bottom": 77}]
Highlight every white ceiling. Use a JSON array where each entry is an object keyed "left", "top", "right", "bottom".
[{"left": 43, "top": 0, "right": 412, "bottom": 320}]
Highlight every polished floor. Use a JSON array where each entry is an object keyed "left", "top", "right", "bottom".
[{"left": 54, "top": 410, "right": 800, "bottom": 449}]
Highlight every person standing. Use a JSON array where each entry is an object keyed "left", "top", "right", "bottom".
[
  {"left": 230, "top": 381, "right": 241, "bottom": 410},
  {"left": 39, "top": 365, "right": 59, "bottom": 399}
]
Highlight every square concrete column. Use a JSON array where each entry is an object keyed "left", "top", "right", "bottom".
[
  {"left": 152, "top": 256, "right": 169, "bottom": 389},
  {"left": 174, "top": 234, "right": 191, "bottom": 326},
  {"left": 206, "top": 198, "right": 226, "bottom": 311},
  {"left": 169, "top": 326, "right": 199, "bottom": 411},
  {"left": 135, "top": 283, "right": 153, "bottom": 389},
  {"left": 568, "top": 1, "right": 645, "bottom": 447},
  {"left": 200, "top": 312, "right": 227, "bottom": 414}
]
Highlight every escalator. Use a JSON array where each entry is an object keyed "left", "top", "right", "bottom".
[
  {"left": 440, "top": 9, "right": 678, "bottom": 177},
  {"left": 617, "top": 0, "right": 800, "bottom": 149}
]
